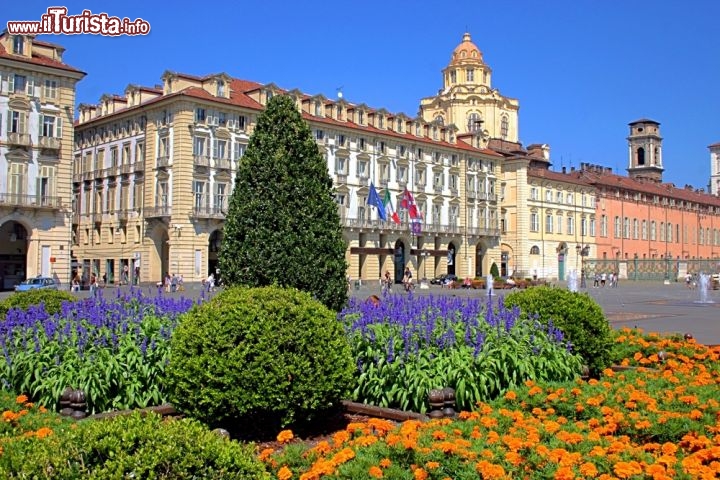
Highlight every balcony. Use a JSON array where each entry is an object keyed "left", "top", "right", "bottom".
[
  {"left": 73, "top": 173, "right": 82, "bottom": 183},
  {"left": 379, "top": 179, "right": 389, "bottom": 188},
  {"left": 83, "top": 171, "right": 94, "bottom": 181},
  {"left": 449, "top": 188, "right": 459, "bottom": 197},
  {"left": 191, "top": 206, "right": 225, "bottom": 219},
  {"left": 467, "top": 190, "right": 477, "bottom": 200},
  {"left": 193, "top": 155, "right": 210, "bottom": 167},
  {"left": 397, "top": 180, "right": 408, "bottom": 189},
  {"left": 116, "top": 209, "right": 129, "bottom": 221},
  {"left": 145, "top": 205, "right": 172, "bottom": 218},
  {"left": 133, "top": 161, "right": 145, "bottom": 173},
  {"left": 91, "top": 212, "right": 102, "bottom": 223},
  {"left": 0, "top": 193, "right": 62, "bottom": 210},
  {"left": 157, "top": 156, "right": 170, "bottom": 168},
  {"left": 433, "top": 185, "right": 443, "bottom": 194},
  {"left": 72, "top": 212, "right": 81, "bottom": 225},
  {"left": 38, "top": 136, "right": 61, "bottom": 150},
  {"left": 466, "top": 226, "right": 501, "bottom": 237},
  {"left": 120, "top": 163, "right": 132, "bottom": 174},
  {"left": 214, "top": 158, "right": 231, "bottom": 170},
  {"left": 7, "top": 132, "right": 31, "bottom": 147},
  {"left": 336, "top": 173, "right": 348, "bottom": 184}
]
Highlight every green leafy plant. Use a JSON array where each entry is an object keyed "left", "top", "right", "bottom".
[
  {"left": 505, "top": 286, "right": 613, "bottom": 376},
  {"left": 0, "top": 290, "right": 193, "bottom": 413},
  {"left": 218, "top": 94, "right": 348, "bottom": 312},
  {"left": 0, "top": 412, "right": 269, "bottom": 479},
  {"left": 341, "top": 295, "right": 582, "bottom": 412},
  {"left": 0, "top": 289, "right": 75, "bottom": 319},
  {"left": 166, "top": 286, "right": 355, "bottom": 432},
  {"left": 490, "top": 262, "right": 500, "bottom": 279}
]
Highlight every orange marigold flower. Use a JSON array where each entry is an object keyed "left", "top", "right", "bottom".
[
  {"left": 634, "top": 420, "right": 652, "bottom": 429},
  {"left": 661, "top": 442, "right": 678, "bottom": 456},
  {"left": 614, "top": 461, "right": 643, "bottom": 479},
  {"left": 2, "top": 411, "right": 18, "bottom": 422},
  {"left": 426, "top": 461, "right": 440, "bottom": 470},
  {"left": 38, "top": 406, "right": 47, "bottom": 413},
  {"left": 276, "top": 429, "right": 294, "bottom": 444},
  {"left": 258, "top": 448, "right": 275, "bottom": 462},
  {"left": 553, "top": 466, "right": 575, "bottom": 480},
  {"left": 368, "top": 466, "right": 384, "bottom": 478},
  {"left": 34, "top": 427, "right": 53, "bottom": 439},
  {"left": 504, "top": 391, "right": 517, "bottom": 401},
  {"left": 432, "top": 430, "right": 447, "bottom": 440},
  {"left": 15, "top": 395, "right": 28, "bottom": 404},
  {"left": 368, "top": 418, "right": 395, "bottom": 435},
  {"left": 277, "top": 465, "right": 293, "bottom": 480},
  {"left": 579, "top": 462, "right": 598, "bottom": 477},
  {"left": 379, "top": 458, "right": 392, "bottom": 468},
  {"left": 354, "top": 435, "right": 378, "bottom": 447},
  {"left": 689, "top": 409, "right": 704, "bottom": 420},
  {"left": 413, "top": 468, "right": 428, "bottom": 480},
  {"left": 332, "top": 430, "right": 350, "bottom": 446}
]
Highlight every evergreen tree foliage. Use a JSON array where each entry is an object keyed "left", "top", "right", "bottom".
[{"left": 218, "top": 95, "right": 348, "bottom": 311}]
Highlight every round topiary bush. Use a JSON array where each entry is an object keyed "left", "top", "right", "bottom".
[
  {"left": 0, "top": 412, "right": 269, "bottom": 479},
  {"left": 504, "top": 286, "right": 613, "bottom": 376},
  {"left": 165, "top": 285, "right": 355, "bottom": 432},
  {"left": 0, "top": 289, "right": 75, "bottom": 319}
]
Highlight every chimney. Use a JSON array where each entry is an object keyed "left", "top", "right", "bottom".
[
  {"left": 527, "top": 143, "right": 551, "bottom": 161},
  {"left": 562, "top": 166, "right": 566, "bottom": 173},
  {"left": 571, "top": 166, "right": 575, "bottom": 172}
]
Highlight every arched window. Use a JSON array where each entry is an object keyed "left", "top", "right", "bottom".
[
  {"left": 637, "top": 147, "right": 645, "bottom": 165},
  {"left": 467, "top": 113, "right": 482, "bottom": 133},
  {"left": 530, "top": 246, "right": 540, "bottom": 255},
  {"left": 501, "top": 115, "right": 509, "bottom": 139},
  {"left": 434, "top": 115, "right": 444, "bottom": 126}
]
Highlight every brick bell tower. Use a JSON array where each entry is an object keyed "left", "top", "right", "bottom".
[{"left": 627, "top": 118, "right": 664, "bottom": 183}]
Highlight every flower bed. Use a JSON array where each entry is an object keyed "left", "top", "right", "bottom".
[
  {"left": 264, "top": 329, "right": 720, "bottom": 479},
  {"left": 340, "top": 294, "right": 583, "bottom": 413},
  {"left": 0, "top": 289, "right": 194, "bottom": 414}
]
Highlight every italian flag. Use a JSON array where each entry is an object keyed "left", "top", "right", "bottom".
[{"left": 383, "top": 190, "right": 401, "bottom": 224}]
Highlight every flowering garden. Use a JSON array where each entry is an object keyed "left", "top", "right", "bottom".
[{"left": 0, "top": 288, "right": 719, "bottom": 478}]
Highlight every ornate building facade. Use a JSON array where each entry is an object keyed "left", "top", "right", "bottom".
[
  {"left": 72, "top": 39, "right": 507, "bottom": 285},
  {"left": 0, "top": 32, "right": 85, "bottom": 290}
]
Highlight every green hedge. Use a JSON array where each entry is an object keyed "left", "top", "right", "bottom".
[
  {"left": 166, "top": 286, "right": 354, "bottom": 432},
  {"left": 0, "top": 412, "right": 269, "bottom": 479},
  {"left": 0, "top": 289, "right": 75, "bottom": 319},
  {"left": 505, "top": 286, "right": 613, "bottom": 376}
]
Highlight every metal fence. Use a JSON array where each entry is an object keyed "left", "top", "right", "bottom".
[{"left": 582, "top": 258, "right": 720, "bottom": 281}]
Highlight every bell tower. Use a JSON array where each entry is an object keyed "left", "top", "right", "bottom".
[{"left": 627, "top": 119, "right": 663, "bottom": 182}]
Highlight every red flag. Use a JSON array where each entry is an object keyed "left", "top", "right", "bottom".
[{"left": 401, "top": 189, "right": 421, "bottom": 220}]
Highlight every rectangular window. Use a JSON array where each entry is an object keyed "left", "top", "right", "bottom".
[
  {"left": 215, "top": 183, "right": 228, "bottom": 212},
  {"left": 195, "top": 108, "right": 206, "bottom": 122},
  {"left": 545, "top": 189, "right": 552, "bottom": 202},
  {"left": 556, "top": 215, "right": 563, "bottom": 233},
  {"left": 614, "top": 216, "right": 620, "bottom": 238},
  {"left": 10, "top": 74, "right": 26, "bottom": 93},
  {"left": 623, "top": 217, "right": 630, "bottom": 239},
  {"left": 466, "top": 68, "right": 474, "bottom": 82},
  {"left": 567, "top": 216, "right": 575, "bottom": 235},
  {"left": 43, "top": 79, "right": 58, "bottom": 99},
  {"left": 556, "top": 191, "right": 563, "bottom": 204},
  {"left": 157, "top": 181, "right": 168, "bottom": 207},
  {"left": 601, "top": 215, "right": 607, "bottom": 237},
  {"left": 530, "top": 213, "right": 539, "bottom": 232},
  {"left": 193, "top": 181, "right": 206, "bottom": 209},
  {"left": 37, "top": 165, "right": 55, "bottom": 205},
  {"left": 110, "top": 147, "right": 118, "bottom": 167},
  {"left": 9, "top": 163, "right": 26, "bottom": 197},
  {"left": 135, "top": 142, "right": 145, "bottom": 163},
  {"left": 39, "top": 114, "right": 62, "bottom": 137},
  {"left": 433, "top": 171, "right": 443, "bottom": 189},
  {"left": 530, "top": 187, "right": 538, "bottom": 200},
  {"left": 545, "top": 215, "right": 553, "bottom": 233},
  {"left": 214, "top": 139, "right": 227, "bottom": 159},
  {"left": 397, "top": 165, "right": 408, "bottom": 183},
  {"left": 633, "top": 219, "right": 639, "bottom": 239},
  {"left": 356, "top": 160, "right": 368, "bottom": 178},
  {"left": 8, "top": 111, "right": 27, "bottom": 133},
  {"left": 335, "top": 157, "right": 347, "bottom": 174},
  {"left": 581, "top": 217, "right": 587, "bottom": 237},
  {"left": 590, "top": 217, "right": 596, "bottom": 237}
]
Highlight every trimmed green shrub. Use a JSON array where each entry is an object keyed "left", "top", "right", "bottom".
[
  {"left": 0, "top": 412, "right": 269, "bottom": 479},
  {"left": 490, "top": 262, "right": 500, "bottom": 279},
  {"left": 0, "top": 289, "right": 75, "bottom": 319},
  {"left": 218, "top": 94, "right": 348, "bottom": 312},
  {"left": 505, "top": 286, "right": 613, "bottom": 376},
  {"left": 165, "top": 286, "right": 355, "bottom": 432}
]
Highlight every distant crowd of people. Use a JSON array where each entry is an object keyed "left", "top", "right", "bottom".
[{"left": 592, "top": 272, "right": 618, "bottom": 288}]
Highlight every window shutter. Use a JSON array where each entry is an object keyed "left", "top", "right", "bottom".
[
  {"left": 19, "top": 112, "right": 26, "bottom": 134},
  {"left": 39, "top": 114, "right": 45, "bottom": 136},
  {"left": 26, "top": 77, "right": 34, "bottom": 96},
  {"left": 8, "top": 75, "right": 14, "bottom": 93},
  {"left": 6, "top": 110, "right": 11, "bottom": 133},
  {"left": 56, "top": 117, "right": 63, "bottom": 138}
]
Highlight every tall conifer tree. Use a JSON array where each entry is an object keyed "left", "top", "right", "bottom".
[{"left": 218, "top": 95, "right": 348, "bottom": 311}]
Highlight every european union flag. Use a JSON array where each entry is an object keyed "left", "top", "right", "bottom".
[{"left": 367, "top": 182, "right": 387, "bottom": 221}]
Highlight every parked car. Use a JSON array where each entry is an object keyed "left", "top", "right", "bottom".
[
  {"left": 14, "top": 276, "right": 58, "bottom": 292},
  {"left": 430, "top": 274, "right": 458, "bottom": 286}
]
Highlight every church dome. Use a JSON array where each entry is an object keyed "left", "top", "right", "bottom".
[{"left": 450, "top": 32, "right": 484, "bottom": 65}]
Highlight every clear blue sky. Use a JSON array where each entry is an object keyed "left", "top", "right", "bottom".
[{"left": 6, "top": 1, "right": 720, "bottom": 190}]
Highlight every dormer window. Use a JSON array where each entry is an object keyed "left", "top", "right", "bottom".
[
  {"left": 397, "top": 119, "right": 403, "bottom": 133},
  {"left": 450, "top": 70, "right": 456, "bottom": 83},
  {"left": 314, "top": 102, "right": 322, "bottom": 116},
  {"left": 337, "top": 105, "right": 343, "bottom": 120},
  {"left": 13, "top": 36, "right": 24, "bottom": 55},
  {"left": 466, "top": 68, "right": 475, "bottom": 82},
  {"left": 266, "top": 90, "right": 273, "bottom": 102},
  {"left": 217, "top": 80, "right": 225, "bottom": 97},
  {"left": 378, "top": 116, "right": 384, "bottom": 129},
  {"left": 415, "top": 123, "right": 421, "bottom": 136},
  {"left": 358, "top": 111, "right": 364, "bottom": 125}
]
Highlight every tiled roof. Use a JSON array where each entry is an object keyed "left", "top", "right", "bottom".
[
  {"left": 568, "top": 168, "right": 720, "bottom": 208},
  {"left": 708, "top": 142, "right": 720, "bottom": 148},
  {"left": 529, "top": 168, "right": 593, "bottom": 187},
  {"left": 0, "top": 43, "right": 85, "bottom": 75},
  {"left": 628, "top": 118, "right": 660, "bottom": 125}
]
